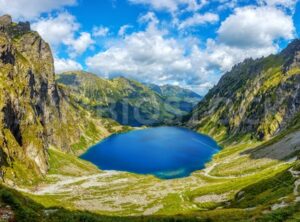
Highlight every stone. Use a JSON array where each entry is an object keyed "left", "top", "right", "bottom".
[{"left": 0, "top": 15, "right": 12, "bottom": 26}]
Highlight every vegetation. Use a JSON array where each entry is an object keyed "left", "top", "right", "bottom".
[
  {"left": 57, "top": 71, "right": 202, "bottom": 126},
  {"left": 2, "top": 15, "right": 300, "bottom": 222},
  {"left": 187, "top": 43, "right": 300, "bottom": 144}
]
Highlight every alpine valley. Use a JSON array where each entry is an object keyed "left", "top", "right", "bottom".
[{"left": 0, "top": 15, "right": 300, "bottom": 222}]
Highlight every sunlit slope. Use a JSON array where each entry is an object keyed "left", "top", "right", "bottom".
[
  {"left": 187, "top": 40, "right": 300, "bottom": 144},
  {"left": 57, "top": 71, "right": 201, "bottom": 126}
]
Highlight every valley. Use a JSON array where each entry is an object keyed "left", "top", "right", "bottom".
[
  {"left": 0, "top": 14, "right": 300, "bottom": 222},
  {"left": 12, "top": 128, "right": 300, "bottom": 220}
]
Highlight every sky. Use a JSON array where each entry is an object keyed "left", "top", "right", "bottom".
[{"left": 0, "top": 0, "right": 299, "bottom": 95}]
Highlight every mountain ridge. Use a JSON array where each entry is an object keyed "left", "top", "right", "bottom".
[
  {"left": 1, "top": 14, "right": 300, "bottom": 221},
  {"left": 186, "top": 39, "right": 300, "bottom": 143},
  {"left": 56, "top": 70, "right": 201, "bottom": 126}
]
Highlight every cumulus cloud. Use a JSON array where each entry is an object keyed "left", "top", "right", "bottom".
[
  {"left": 86, "top": 4, "right": 296, "bottom": 95},
  {"left": 128, "top": 0, "right": 208, "bottom": 12},
  {"left": 54, "top": 58, "right": 83, "bottom": 73},
  {"left": 0, "top": 0, "right": 76, "bottom": 20},
  {"left": 118, "top": 25, "right": 133, "bottom": 36},
  {"left": 86, "top": 31, "right": 192, "bottom": 80},
  {"left": 86, "top": 17, "right": 215, "bottom": 94},
  {"left": 200, "top": 39, "right": 277, "bottom": 72},
  {"left": 32, "top": 13, "right": 79, "bottom": 47},
  {"left": 179, "top": 12, "right": 219, "bottom": 29},
  {"left": 32, "top": 13, "right": 94, "bottom": 57},
  {"left": 66, "top": 32, "right": 95, "bottom": 57},
  {"left": 258, "top": 0, "right": 299, "bottom": 10},
  {"left": 218, "top": 6, "right": 295, "bottom": 48},
  {"left": 93, "top": 26, "right": 110, "bottom": 37}
]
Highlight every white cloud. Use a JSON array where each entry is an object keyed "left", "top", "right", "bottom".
[
  {"left": 118, "top": 25, "right": 133, "bottom": 36},
  {"left": 54, "top": 58, "right": 83, "bottom": 73},
  {"left": 93, "top": 26, "right": 110, "bottom": 37},
  {"left": 86, "top": 4, "right": 296, "bottom": 95},
  {"left": 0, "top": 0, "right": 76, "bottom": 20},
  {"left": 32, "top": 13, "right": 79, "bottom": 47},
  {"left": 218, "top": 6, "right": 295, "bottom": 48},
  {"left": 258, "top": 0, "right": 298, "bottom": 10},
  {"left": 201, "top": 39, "right": 277, "bottom": 72},
  {"left": 66, "top": 32, "right": 95, "bottom": 57},
  {"left": 86, "top": 31, "right": 192, "bottom": 80},
  {"left": 128, "top": 0, "right": 208, "bottom": 12},
  {"left": 179, "top": 12, "right": 219, "bottom": 29},
  {"left": 32, "top": 13, "right": 94, "bottom": 57},
  {"left": 86, "top": 19, "right": 215, "bottom": 94}
]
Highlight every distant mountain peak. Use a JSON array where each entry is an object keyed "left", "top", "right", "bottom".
[
  {"left": 281, "top": 39, "right": 300, "bottom": 56},
  {"left": 0, "top": 14, "right": 12, "bottom": 26},
  {"left": 0, "top": 14, "right": 31, "bottom": 38},
  {"left": 281, "top": 39, "right": 300, "bottom": 72}
]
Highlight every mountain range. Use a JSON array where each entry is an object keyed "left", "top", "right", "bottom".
[
  {"left": 0, "top": 14, "right": 300, "bottom": 222},
  {"left": 56, "top": 71, "right": 201, "bottom": 126}
]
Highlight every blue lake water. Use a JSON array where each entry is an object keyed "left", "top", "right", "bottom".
[{"left": 80, "top": 127, "right": 220, "bottom": 179}]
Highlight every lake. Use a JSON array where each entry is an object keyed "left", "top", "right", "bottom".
[{"left": 80, "top": 127, "right": 220, "bottom": 179}]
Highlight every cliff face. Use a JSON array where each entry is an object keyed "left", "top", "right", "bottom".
[
  {"left": 0, "top": 15, "right": 120, "bottom": 180},
  {"left": 0, "top": 15, "right": 61, "bottom": 175},
  {"left": 187, "top": 40, "right": 300, "bottom": 142}
]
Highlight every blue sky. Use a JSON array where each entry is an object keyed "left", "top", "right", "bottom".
[{"left": 0, "top": 0, "right": 299, "bottom": 95}]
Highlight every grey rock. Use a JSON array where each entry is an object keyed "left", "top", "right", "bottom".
[{"left": 0, "top": 15, "right": 12, "bottom": 26}]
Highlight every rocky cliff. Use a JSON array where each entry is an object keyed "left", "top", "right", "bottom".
[
  {"left": 0, "top": 15, "right": 121, "bottom": 182},
  {"left": 187, "top": 40, "right": 300, "bottom": 143}
]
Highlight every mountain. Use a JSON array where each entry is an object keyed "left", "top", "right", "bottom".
[
  {"left": 0, "top": 15, "right": 123, "bottom": 183},
  {"left": 57, "top": 71, "right": 201, "bottom": 126},
  {"left": 186, "top": 40, "right": 300, "bottom": 143},
  {"left": 2, "top": 14, "right": 300, "bottom": 221},
  {"left": 146, "top": 83, "right": 202, "bottom": 112}
]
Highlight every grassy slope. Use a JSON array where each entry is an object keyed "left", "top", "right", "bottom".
[
  {"left": 188, "top": 52, "right": 300, "bottom": 144},
  {"left": 2, "top": 25, "right": 300, "bottom": 220},
  {"left": 56, "top": 71, "right": 194, "bottom": 126},
  {"left": 4, "top": 69, "right": 300, "bottom": 221},
  {"left": 3, "top": 146, "right": 299, "bottom": 222},
  {"left": 8, "top": 124, "right": 297, "bottom": 221}
]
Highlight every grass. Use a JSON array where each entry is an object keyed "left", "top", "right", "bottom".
[
  {"left": 9, "top": 123, "right": 298, "bottom": 220},
  {"left": 47, "top": 147, "right": 99, "bottom": 177}
]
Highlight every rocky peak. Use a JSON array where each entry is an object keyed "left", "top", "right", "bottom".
[
  {"left": 281, "top": 39, "right": 300, "bottom": 57},
  {"left": 0, "top": 15, "right": 12, "bottom": 27},
  {"left": 0, "top": 15, "right": 60, "bottom": 176},
  {"left": 0, "top": 14, "right": 31, "bottom": 38},
  {"left": 281, "top": 39, "right": 300, "bottom": 72}
]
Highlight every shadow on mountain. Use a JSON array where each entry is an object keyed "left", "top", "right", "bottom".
[{"left": 240, "top": 130, "right": 300, "bottom": 161}]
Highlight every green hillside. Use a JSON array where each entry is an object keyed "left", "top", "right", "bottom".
[
  {"left": 147, "top": 83, "right": 202, "bottom": 112},
  {"left": 57, "top": 71, "right": 200, "bottom": 126},
  {"left": 186, "top": 40, "right": 300, "bottom": 144},
  {"left": 1, "top": 14, "right": 300, "bottom": 222}
]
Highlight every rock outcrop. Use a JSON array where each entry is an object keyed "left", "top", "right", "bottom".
[
  {"left": 0, "top": 15, "right": 119, "bottom": 181},
  {"left": 186, "top": 40, "right": 300, "bottom": 142}
]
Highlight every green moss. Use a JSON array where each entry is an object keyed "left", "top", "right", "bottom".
[{"left": 47, "top": 148, "right": 99, "bottom": 177}]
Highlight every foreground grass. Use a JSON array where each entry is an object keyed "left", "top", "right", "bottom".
[{"left": 3, "top": 127, "right": 300, "bottom": 221}]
